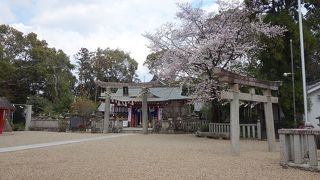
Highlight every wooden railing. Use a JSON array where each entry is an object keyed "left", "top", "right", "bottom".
[
  {"left": 278, "top": 129, "right": 320, "bottom": 172},
  {"left": 209, "top": 121, "right": 261, "bottom": 139}
]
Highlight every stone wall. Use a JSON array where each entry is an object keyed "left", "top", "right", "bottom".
[{"left": 29, "top": 117, "right": 60, "bottom": 131}]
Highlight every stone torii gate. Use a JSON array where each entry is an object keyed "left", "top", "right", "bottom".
[
  {"left": 214, "top": 68, "right": 281, "bottom": 155},
  {"left": 96, "top": 80, "right": 160, "bottom": 134}
]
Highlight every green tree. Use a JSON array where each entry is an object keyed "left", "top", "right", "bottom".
[
  {"left": 245, "top": 0, "right": 319, "bottom": 126},
  {"left": 0, "top": 24, "right": 76, "bottom": 113},
  {"left": 74, "top": 47, "right": 140, "bottom": 101},
  {"left": 305, "top": 1, "right": 320, "bottom": 82},
  {"left": 144, "top": 51, "right": 164, "bottom": 76},
  {"left": 93, "top": 48, "right": 139, "bottom": 83},
  {"left": 70, "top": 97, "right": 96, "bottom": 116},
  {"left": 75, "top": 48, "right": 96, "bottom": 99}
]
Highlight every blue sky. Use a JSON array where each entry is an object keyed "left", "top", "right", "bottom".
[{"left": 0, "top": 0, "right": 218, "bottom": 81}]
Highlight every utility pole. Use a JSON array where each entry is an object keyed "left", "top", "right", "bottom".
[
  {"left": 298, "top": 0, "right": 308, "bottom": 123},
  {"left": 290, "top": 39, "right": 296, "bottom": 127}
]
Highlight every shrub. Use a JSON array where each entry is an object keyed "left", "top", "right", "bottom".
[
  {"left": 13, "top": 122, "right": 25, "bottom": 131},
  {"left": 200, "top": 124, "right": 209, "bottom": 132},
  {"left": 27, "top": 96, "right": 53, "bottom": 115},
  {"left": 71, "top": 97, "right": 96, "bottom": 116},
  {"left": 58, "top": 119, "right": 68, "bottom": 132}
]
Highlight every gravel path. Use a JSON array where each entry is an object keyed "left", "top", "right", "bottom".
[
  {"left": 0, "top": 131, "right": 106, "bottom": 148},
  {"left": 0, "top": 132, "right": 319, "bottom": 180}
]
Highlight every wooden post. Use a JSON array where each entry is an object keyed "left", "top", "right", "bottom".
[
  {"left": 103, "top": 87, "right": 111, "bottom": 133},
  {"left": 263, "top": 89, "right": 276, "bottom": 152},
  {"left": 142, "top": 87, "right": 148, "bottom": 134},
  {"left": 230, "top": 84, "right": 240, "bottom": 155}
]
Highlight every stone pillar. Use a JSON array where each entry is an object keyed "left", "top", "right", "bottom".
[
  {"left": 263, "top": 90, "right": 276, "bottom": 152},
  {"left": 25, "top": 105, "right": 32, "bottom": 131},
  {"left": 230, "top": 84, "right": 240, "bottom": 155},
  {"left": 293, "top": 134, "right": 303, "bottom": 164},
  {"left": 279, "top": 134, "right": 291, "bottom": 164},
  {"left": 307, "top": 135, "right": 318, "bottom": 167},
  {"left": 142, "top": 87, "right": 148, "bottom": 134},
  {"left": 103, "top": 87, "right": 111, "bottom": 134},
  {"left": 257, "top": 119, "right": 261, "bottom": 140}
]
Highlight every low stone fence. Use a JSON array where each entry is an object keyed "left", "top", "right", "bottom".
[
  {"left": 161, "top": 119, "right": 209, "bottom": 133},
  {"left": 209, "top": 121, "right": 261, "bottom": 139},
  {"left": 180, "top": 120, "right": 209, "bottom": 132},
  {"left": 30, "top": 117, "right": 60, "bottom": 131},
  {"left": 279, "top": 129, "right": 320, "bottom": 172},
  {"left": 91, "top": 118, "right": 124, "bottom": 133}
]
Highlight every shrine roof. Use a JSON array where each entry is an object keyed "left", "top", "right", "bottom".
[{"left": 111, "top": 87, "right": 189, "bottom": 102}]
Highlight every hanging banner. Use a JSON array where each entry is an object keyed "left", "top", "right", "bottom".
[
  {"left": 158, "top": 108, "right": 162, "bottom": 121},
  {"left": 110, "top": 104, "right": 114, "bottom": 113},
  {"left": 128, "top": 107, "right": 131, "bottom": 122}
]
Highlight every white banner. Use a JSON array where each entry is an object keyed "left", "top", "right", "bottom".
[
  {"left": 128, "top": 107, "right": 131, "bottom": 122},
  {"left": 158, "top": 108, "right": 162, "bottom": 121}
]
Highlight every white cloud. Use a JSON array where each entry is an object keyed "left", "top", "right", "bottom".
[
  {"left": 0, "top": 2, "right": 16, "bottom": 23},
  {"left": 11, "top": 23, "right": 32, "bottom": 33},
  {"left": 5, "top": 0, "right": 207, "bottom": 82}
]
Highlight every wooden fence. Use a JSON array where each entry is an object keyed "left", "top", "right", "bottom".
[{"left": 209, "top": 121, "right": 261, "bottom": 139}]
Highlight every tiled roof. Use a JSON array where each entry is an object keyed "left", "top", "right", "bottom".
[{"left": 111, "top": 87, "right": 189, "bottom": 102}]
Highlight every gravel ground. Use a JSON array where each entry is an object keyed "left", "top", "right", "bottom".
[{"left": 0, "top": 132, "right": 319, "bottom": 180}]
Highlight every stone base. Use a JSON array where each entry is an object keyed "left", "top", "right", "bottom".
[
  {"left": 280, "top": 162, "right": 320, "bottom": 172},
  {"left": 196, "top": 131, "right": 230, "bottom": 140}
]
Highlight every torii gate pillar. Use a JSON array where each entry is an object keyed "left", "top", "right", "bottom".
[
  {"left": 230, "top": 84, "right": 240, "bottom": 155},
  {"left": 142, "top": 87, "right": 148, "bottom": 134},
  {"left": 103, "top": 87, "right": 111, "bottom": 133},
  {"left": 263, "top": 89, "right": 276, "bottom": 152}
]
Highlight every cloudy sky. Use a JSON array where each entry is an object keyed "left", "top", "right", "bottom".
[{"left": 0, "top": 0, "right": 217, "bottom": 81}]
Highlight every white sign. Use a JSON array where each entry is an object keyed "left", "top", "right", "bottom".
[{"left": 123, "top": 120, "right": 128, "bottom": 127}]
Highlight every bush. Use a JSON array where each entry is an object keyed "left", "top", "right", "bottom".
[
  {"left": 58, "top": 119, "right": 68, "bottom": 132},
  {"left": 13, "top": 122, "right": 25, "bottom": 131},
  {"left": 71, "top": 97, "right": 96, "bottom": 116},
  {"left": 27, "top": 96, "right": 53, "bottom": 115},
  {"left": 200, "top": 124, "right": 209, "bottom": 132}
]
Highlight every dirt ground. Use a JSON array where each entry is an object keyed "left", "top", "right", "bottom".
[{"left": 0, "top": 131, "right": 319, "bottom": 180}]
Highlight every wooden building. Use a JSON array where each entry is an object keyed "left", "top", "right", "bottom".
[{"left": 98, "top": 86, "right": 189, "bottom": 128}]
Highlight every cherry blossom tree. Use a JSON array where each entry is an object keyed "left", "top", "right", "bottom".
[{"left": 144, "top": 0, "right": 285, "bottom": 101}]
